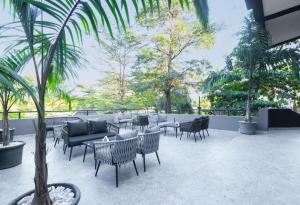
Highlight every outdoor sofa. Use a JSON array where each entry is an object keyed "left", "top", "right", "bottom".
[
  {"left": 45, "top": 116, "right": 81, "bottom": 140},
  {"left": 179, "top": 116, "right": 210, "bottom": 142},
  {"left": 62, "top": 119, "right": 119, "bottom": 161}
]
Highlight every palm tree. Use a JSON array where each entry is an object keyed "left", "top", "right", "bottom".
[
  {"left": 0, "top": 51, "right": 31, "bottom": 146},
  {"left": 0, "top": 0, "right": 209, "bottom": 204}
]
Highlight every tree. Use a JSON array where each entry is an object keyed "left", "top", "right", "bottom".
[
  {"left": 231, "top": 14, "right": 300, "bottom": 121},
  {"left": 0, "top": 1, "right": 207, "bottom": 203},
  {"left": 98, "top": 31, "right": 141, "bottom": 107},
  {"left": 0, "top": 51, "right": 30, "bottom": 146},
  {"left": 133, "top": 0, "right": 214, "bottom": 113},
  {"left": 203, "top": 15, "right": 300, "bottom": 116}
]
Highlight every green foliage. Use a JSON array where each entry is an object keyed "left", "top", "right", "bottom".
[
  {"left": 203, "top": 14, "right": 300, "bottom": 113},
  {"left": 133, "top": 1, "right": 214, "bottom": 112}
]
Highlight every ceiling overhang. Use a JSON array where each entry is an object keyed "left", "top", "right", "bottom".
[{"left": 245, "top": 0, "right": 300, "bottom": 47}]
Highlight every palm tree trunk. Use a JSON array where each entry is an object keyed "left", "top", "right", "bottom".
[
  {"left": 245, "top": 69, "right": 253, "bottom": 122},
  {"left": 2, "top": 105, "right": 9, "bottom": 146},
  {"left": 32, "top": 92, "right": 51, "bottom": 205}
]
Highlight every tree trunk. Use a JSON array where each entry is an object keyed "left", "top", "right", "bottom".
[
  {"left": 32, "top": 92, "right": 52, "bottom": 205},
  {"left": 165, "top": 90, "right": 172, "bottom": 113},
  {"left": 2, "top": 106, "right": 9, "bottom": 146}
]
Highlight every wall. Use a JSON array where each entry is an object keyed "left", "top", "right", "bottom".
[{"left": 0, "top": 112, "right": 268, "bottom": 135}]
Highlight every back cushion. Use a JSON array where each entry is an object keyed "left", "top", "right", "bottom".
[
  {"left": 89, "top": 120, "right": 107, "bottom": 134},
  {"left": 67, "top": 121, "right": 89, "bottom": 137}
]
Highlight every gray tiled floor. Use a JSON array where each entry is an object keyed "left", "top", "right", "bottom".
[{"left": 1, "top": 128, "right": 300, "bottom": 205}]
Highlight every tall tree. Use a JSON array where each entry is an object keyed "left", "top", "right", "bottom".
[
  {"left": 133, "top": 0, "right": 215, "bottom": 113},
  {"left": 98, "top": 31, "right": 141, "bottom": 106}
]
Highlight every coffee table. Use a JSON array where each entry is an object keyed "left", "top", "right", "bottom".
[{"left": 160, "top": 123, "right": 180, "bottom": 138}]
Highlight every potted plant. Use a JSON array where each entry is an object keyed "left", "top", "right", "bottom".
[
  {"left": 230, "top": 15, "right": 268, "bottom": 135},
  {"left": 0, "top": 52, "right": 28, "bottom": 170}
]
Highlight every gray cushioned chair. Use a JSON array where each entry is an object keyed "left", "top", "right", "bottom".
[
  {"left": 137, "top": 127, "right": 161, "bottom": 172},
  {"left": 94, "top": 131, "right": 139, "bottom": 187}
]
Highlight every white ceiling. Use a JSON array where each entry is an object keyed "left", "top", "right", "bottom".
[
  {"left": 262, "top": 0, "right": 300, "bottom": 16},
  {"left": 265, "top": 10, "right": 300, "bottom": 46}
]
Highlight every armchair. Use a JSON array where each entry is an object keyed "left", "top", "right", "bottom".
[
  {"left": 94, "top": 136, "right": 139, "bottom": 187},
  {"left": 137, "top": 128, "right": 161, "bottom": 172},
  {"left": 179, "top": 119, "right": 203, "bottom": 142}
]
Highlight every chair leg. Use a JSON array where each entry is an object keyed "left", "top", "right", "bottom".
[
  {"left": 202, "top": 130, "right": 206, "bottom": 139},
  {"left": 69, "top": 147, "right": 73, "bottom": 161},
  {"left": 115, "top": 165, "right": 119, "bottom": 187},
  {"left": 63, "top": 144, "right": 67, "bottom": 154},
  {"left": 95, "top": 161, "right": 101, "bottom": 176},
  {"left": 155, "top": 152, "right": 161, "bottom": 164},
  {"left": 194, "top": 132, "right": 197, "bottom": 142},
  {"left": 54, "top": 137, "right": 59, "bottom": 147},
  {"left": 53, "top": 130, "right": 55, "bottom": 141},
  {"left": 83, "top": 145, "right": 87, "bottom": 162},
  {"left": 143, "top": 154, "right": 146, "bottom": 172},
  {"left": 206, "top": 129, "right": 209, "bottom": 136},
  {"left": 198, "top": 132, "right": 202, "bottom": 140},
  {"left": 180, "top": 131, "right": 183, "bottom": 140},
  {"left": 133, "top": 160, "right": 139, "bottom": 176}
]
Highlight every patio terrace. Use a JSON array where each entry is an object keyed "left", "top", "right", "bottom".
[{"left": 1, "top": 128, "right": 300, "bottom": 205}]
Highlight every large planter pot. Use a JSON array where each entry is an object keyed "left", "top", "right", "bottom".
[
  {"left": 239, "top": 121, "right": 257, "bottom": 135},
  {"left": 8, "top": 183, "right": 81, "bottom": 205},
  {"left": 0, "top": 128, "right": 16, "bottom": 143},
  {"left": 0, "top": 141, "right": 25, "bottom": 170}
]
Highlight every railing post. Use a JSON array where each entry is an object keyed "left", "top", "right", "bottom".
[
  {"left": 18, "top": 112, "right": 21, "bottom": 119},
  {"left": 87, "top": 110, "right": 89, "bottom": 116}
]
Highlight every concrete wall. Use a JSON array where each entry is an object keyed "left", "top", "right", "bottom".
[{"left": 0, "top": 112, "right": 268, "bottom": 135}]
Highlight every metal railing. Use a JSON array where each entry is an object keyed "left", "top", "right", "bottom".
[{"left": 0, "top": 108, "right": 247, "bottom": 119}]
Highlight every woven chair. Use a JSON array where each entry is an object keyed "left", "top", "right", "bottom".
[
  {"left": 94, "top": 137, "right": 139, "bottom": 187},
  {"left": 132, "top": 115, "right": 149, "bottom": 132},
  {"left": 179, "top": 119, "right": 203, "bottom": 142},
  {"left": 137, "top": 130, "right": 161, "bottom": 172},
  {"left": 200, "top": 117, "right": 210, "bottom": 138}
]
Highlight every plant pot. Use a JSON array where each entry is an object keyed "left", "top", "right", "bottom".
[
  {"left": 239, "top": 121, "right": 257, "bottom": 135},
  {"left": 8, "top": 183, "right": 81, "bottom": 205},
  {"left": 0, "top": 141, "right": 25, "bottom": 170},
  {"left": 0, "top": 128, "right": 16, "bottom": 143}
]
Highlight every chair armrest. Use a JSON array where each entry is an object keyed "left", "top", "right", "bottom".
[
  {"left": 107, "top": 123, "right": 120, "bottom": 134},
  {"left": 61, "top": 127, "right": 70, "bottom": 145}
]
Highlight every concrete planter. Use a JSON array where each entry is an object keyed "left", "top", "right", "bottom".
[
  {"left": 239, "top": 121, "right": 257, "bottom": 135},
  {"left": 0, "top": 141, "right": 25, "bottom": 170},
  {"left": 8, "top": 183, "right": 81, "bottom": 205}
]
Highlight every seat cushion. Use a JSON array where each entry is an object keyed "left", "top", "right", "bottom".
[
  {"left": 115, "top": 130, "right": 138, "bottom": 140},
  {"left": 119, "top": 119, "right": 133, "bottom": 123},
  {"left": 89, "top": 120, "right": 107, "bottom": 134},
  {"left": 158, "top": 121, "right": 173, "bottom": 128},
  {"left": 68, "top": 132, "right": 116, "bottom": 146},
  {"left": 145, "top": 126, "right": 160, "bottom": 133},
  {"left": 67, "top": 121, "right": 89, "bottom": 137}
]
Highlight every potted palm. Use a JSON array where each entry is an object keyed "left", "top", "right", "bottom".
[
  {"left": 0, "top": 52, "right": 28, "bottom": 169},
  {"left": 0, "top": 0, "right": 208, "bottom": 204}
]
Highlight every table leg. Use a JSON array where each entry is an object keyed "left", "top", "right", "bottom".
[
  {"left": 83, "top": 145, "right": 87, "bottom": 162},
  {"left": 176, "top": 127, "right": 178, "bottom": 138},
  {"left": 93, "top": 144, "right": 96, "bottom": 169}
]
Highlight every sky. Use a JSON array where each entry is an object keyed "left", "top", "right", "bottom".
[{"left": 0, "top": 0, "right": 249, "bottom": 96}]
